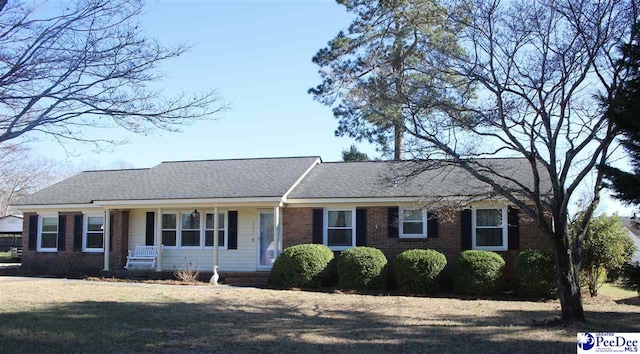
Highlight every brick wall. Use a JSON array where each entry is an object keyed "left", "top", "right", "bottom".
[
  {"left": 282, "top": 206, "right": 552, "bottom": 278},
  {"left": 21, "top": 210, "right": 130, "bottom": 275}
]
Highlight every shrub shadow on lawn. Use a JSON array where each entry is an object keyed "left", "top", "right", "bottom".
[
  {"left": 615, "top": 295, "right": 640, "bottom": 306},
  {"left": 2, "top": 296, "right": 636, "bottom": 353}
]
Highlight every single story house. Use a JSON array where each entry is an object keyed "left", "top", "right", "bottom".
[
  {"left": 12, "top": 156, "right": 551, "bottom": 278},
  {"left": 0, "top": 215, "right": 23, "bottom": 252},
  {"left": 622, "top": 216, "right": 640, "bottom": 264}
]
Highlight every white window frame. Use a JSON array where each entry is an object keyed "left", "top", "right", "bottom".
[
  {"left": 399, "top": 208, "right": 428, "bottom": 238},
  {"left": 161, "top": 210, "right": 228, "bottom": 250},
  {"left": 323, "top": 208, "right": 356, "bottom": 251},
  {"left": 83, "top": 213, "right": 105, "bottom": 253},
  {"left": 472, "top": 207, "right": 508, "bottom": 251},
  {"left": 161, "top": 212, "right": 179, "bottom": 249},
  {"left": 180, "top": 212, "right": 202, "bottom": 249},
  {"left": 203, "top": 210, "right": 228, "bottom": 250},
  {"left": 37, "top": 214, "right": 58, "bottom": 252}
]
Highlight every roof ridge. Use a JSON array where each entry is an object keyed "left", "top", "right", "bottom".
[
  {"left": 82, "top": 168, "right": 150, "bottom": 173},
  {"left": 160, "top": 156, "right": 322, "bottom": 164},
  {"left": 322, "top": 157, "right": 529, "bottom": 164}
]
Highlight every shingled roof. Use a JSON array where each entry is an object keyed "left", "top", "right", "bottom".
[
  {"left": 14, "top": 156, "right": 320, "bottom": 205},
  {"left": 286, "top": 158, "right": 552, "bottom": 199},
  {"left": 14, "top": 156, "right": 550, "bottom": 206}
]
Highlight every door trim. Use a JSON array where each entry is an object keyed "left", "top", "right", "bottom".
[{"left": 256, "top": 210, "right": 275, "bottom": 270}]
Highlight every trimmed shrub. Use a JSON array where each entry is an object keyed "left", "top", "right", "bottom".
[
  {"left": 455, "top": 250, "right": 505, "bottom": 295},
  {"left": 395, "top": 249, "right": 447, "bottom": 292},
  {"left": 516, "top": 249, "right": 558, "bottom": 298},
  {"left": 270, "top": 244, "right": 334, "bottom": 288},
  {"left": 337, "top": 247, "right": 387, "bottom": 290}
]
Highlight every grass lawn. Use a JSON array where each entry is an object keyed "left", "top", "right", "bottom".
[{"left": 0, "top": 278, "right": 638, "bottom": 353}]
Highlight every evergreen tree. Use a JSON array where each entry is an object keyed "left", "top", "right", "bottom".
[
  {"left": 342, "top": 144, "right": 370, "bottom": 161},
  {"left": 309, "top": 0, "right": 468, "bottom": 160},
  {"left": 602, "top": 27, "right": 640, "bottom": 206}
]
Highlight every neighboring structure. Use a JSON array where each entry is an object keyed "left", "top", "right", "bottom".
[
  {"left": 0, "top": 215, "right": 23, "bottom": 252},
  {"left": 622, "top": 216, "right": 640, "bottom": 264},
  {"left": 12, "top": 156, "right": 552, "bottom": 277}
]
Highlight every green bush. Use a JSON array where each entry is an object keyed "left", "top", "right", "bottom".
[
  {"left": 516, "top": 249, "right": 557, "bottom": 298},
  {"left": 455, "top": 250, "right": 505, "bottom": 295},
  {"left": 337, "top": 247, "right": 387, "bottom": 290},
  {"left": 270, "top": 244, "right": 334, "bottom": 288},
  {"left": 395, "top": 249, "right": 447, "bottom": 292},
  {"left": 621, "top": 263, "right": 640, "bottom": 297},
  {"left": 576, "top": 214, "right": 637, "bottom": 297}
]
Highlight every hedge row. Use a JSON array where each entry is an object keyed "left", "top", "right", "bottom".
[{"left": 270, "top": 244, "right": 557, "bottom": 297}]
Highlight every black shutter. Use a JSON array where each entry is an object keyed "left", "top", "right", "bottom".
[
  {"left": 312, "top": 208, "right": 323, "bottom": 244},
  {"left": 508, "top": 206, "right": 520, "bottom": 250},
  {"left": 461, "top": 209, "right": 472, "bottom": 250},
  {"left": 145, "top": 212, "right": 155, "bottom": 246},
  {"left": 228, "top": 211, "right": 238, "bottom": 250},
  {"left": 356, "top": 208, "right": 367, "bottom": 246},
  {"left": 57, "top": 215, "right": 66, "bottom": 251},
  {"left": 109, "top": 213, "right": 114, "bottom": 252},
  {"left": 28, "top": 215, "right": 38, "bottom": 250},
  {"left": 387, "top": 207, "right": 399, "bottom": 238},
  {"left": 427, "top": 212, "right": 439, "bottom": 238},
  {"left": 73, "top": 214, "right": 83, "bottom": 251}
]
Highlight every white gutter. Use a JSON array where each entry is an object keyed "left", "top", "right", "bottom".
[
  {"left": 13, "top": 203, "right": 102, "bottom": 210},
  {"left": 93, "top": 197, "right": 282, "bottom": 206}
]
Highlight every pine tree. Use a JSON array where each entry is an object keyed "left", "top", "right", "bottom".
[
  {"left": 309, "top": 0, "right": 468, "bottom": 160},
  {"left": 602, "top": 26, "right": 640, "bottom": 206}
]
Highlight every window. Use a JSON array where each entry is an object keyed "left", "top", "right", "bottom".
[
  {"left": 84, "top": 215, "right": 105, "bottom": 252},
  {"left": 181, "top": 213, "right": 200, "bottom": 247},
  {"left": 400, "top": 208, "right": 427, "bottom": 238},
  {"left": 161, "top": 211, "right": 227, "bottom": 249},
  {"left": 324, "top": 209, "right": 355, "bottom": 250},
  {"left": 472, "top": 207, "right": 507, "bottom": 251},
  {"left": 162, "top": 213, "right": 177, "bottom": 247},
  {"left": 38, "top": 216, "right": 58, "bottom": 252},
  {"left": 205, "top": 212, "right": 226, "bottom": 247}
]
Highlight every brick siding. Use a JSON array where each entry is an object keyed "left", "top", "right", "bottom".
[
  {"left": 22, "top": 210, "right": 130, "bottom": 275},
  {"left": 282, "top": 206, "right": 552, "bottom": 278}
]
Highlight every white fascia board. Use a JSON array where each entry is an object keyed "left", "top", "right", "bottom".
[
  {"left": 93, "top": 197, "right": 282, "bottom": 207},
  {"left": 285, "top": 197, "right": 425, "bottom": 204},
  {"left": 13, "top": 204, "right": 101, "bottom": 210},
  {"left": 285, "top": 196, "right": 516, "bottom": 205}
]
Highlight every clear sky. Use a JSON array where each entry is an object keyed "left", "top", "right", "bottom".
[
  {"left": 29, "top": 0, "right": 633, "bottom": 216},
  {"left": 34, "top": 0, "right": 373, "bottom": 166}
]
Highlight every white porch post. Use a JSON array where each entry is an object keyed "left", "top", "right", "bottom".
[
  {"left": 103, "top": 209, "right": 110, "bottom": 271},
  {"left": 210, "top": 206, "right": 220, "bottom": 284},
  {"left": 274, "top": 205, "right": 281, "bottom": 258},
  {"left": 155, "top": 207, "right": 163, "bottom": 272}
]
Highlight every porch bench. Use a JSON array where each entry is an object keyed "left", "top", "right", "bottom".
[{"left": 125, "top": 245, "right": 158, "bottom": 269}]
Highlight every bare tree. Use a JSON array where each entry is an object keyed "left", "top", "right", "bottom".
[
  {"left": 384, "top": 0, "right": 637, "bottom": 323},
  {"left": 0, "top": 0, "right": 226, "bottom": 148},
  {"left": 0, "top": 145, "right": 64, "bottom": 216}
]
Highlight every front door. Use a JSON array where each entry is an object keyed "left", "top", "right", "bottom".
[{"left": 258, "top": 211, "right": 275, "bottom": 268}]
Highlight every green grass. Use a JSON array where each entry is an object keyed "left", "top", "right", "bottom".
[{"left": 0, "top": 277, "right": 637, "bottom": 353}]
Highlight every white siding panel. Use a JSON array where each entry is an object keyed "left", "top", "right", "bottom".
[{"left": 128, "top": 207, "right": 260, "bottom": 272}]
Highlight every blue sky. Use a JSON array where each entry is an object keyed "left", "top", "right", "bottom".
[
  {"left": 35, "top": 0, "right": 373, "bottom": 166},
  {"left": 30, "top": 0, "right": 633, "bottom": 215}
]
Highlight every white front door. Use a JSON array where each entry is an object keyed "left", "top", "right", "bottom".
[{"left": 258, "top": 211, "right": 275, "bottom": 268}]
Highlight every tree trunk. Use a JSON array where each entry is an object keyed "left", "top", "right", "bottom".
[
  {"left": 394, "top": 123, "right": 402, "bottom": 161},
  {"left": 552, "top": 233, "right": 586, "bottom": 323}
]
